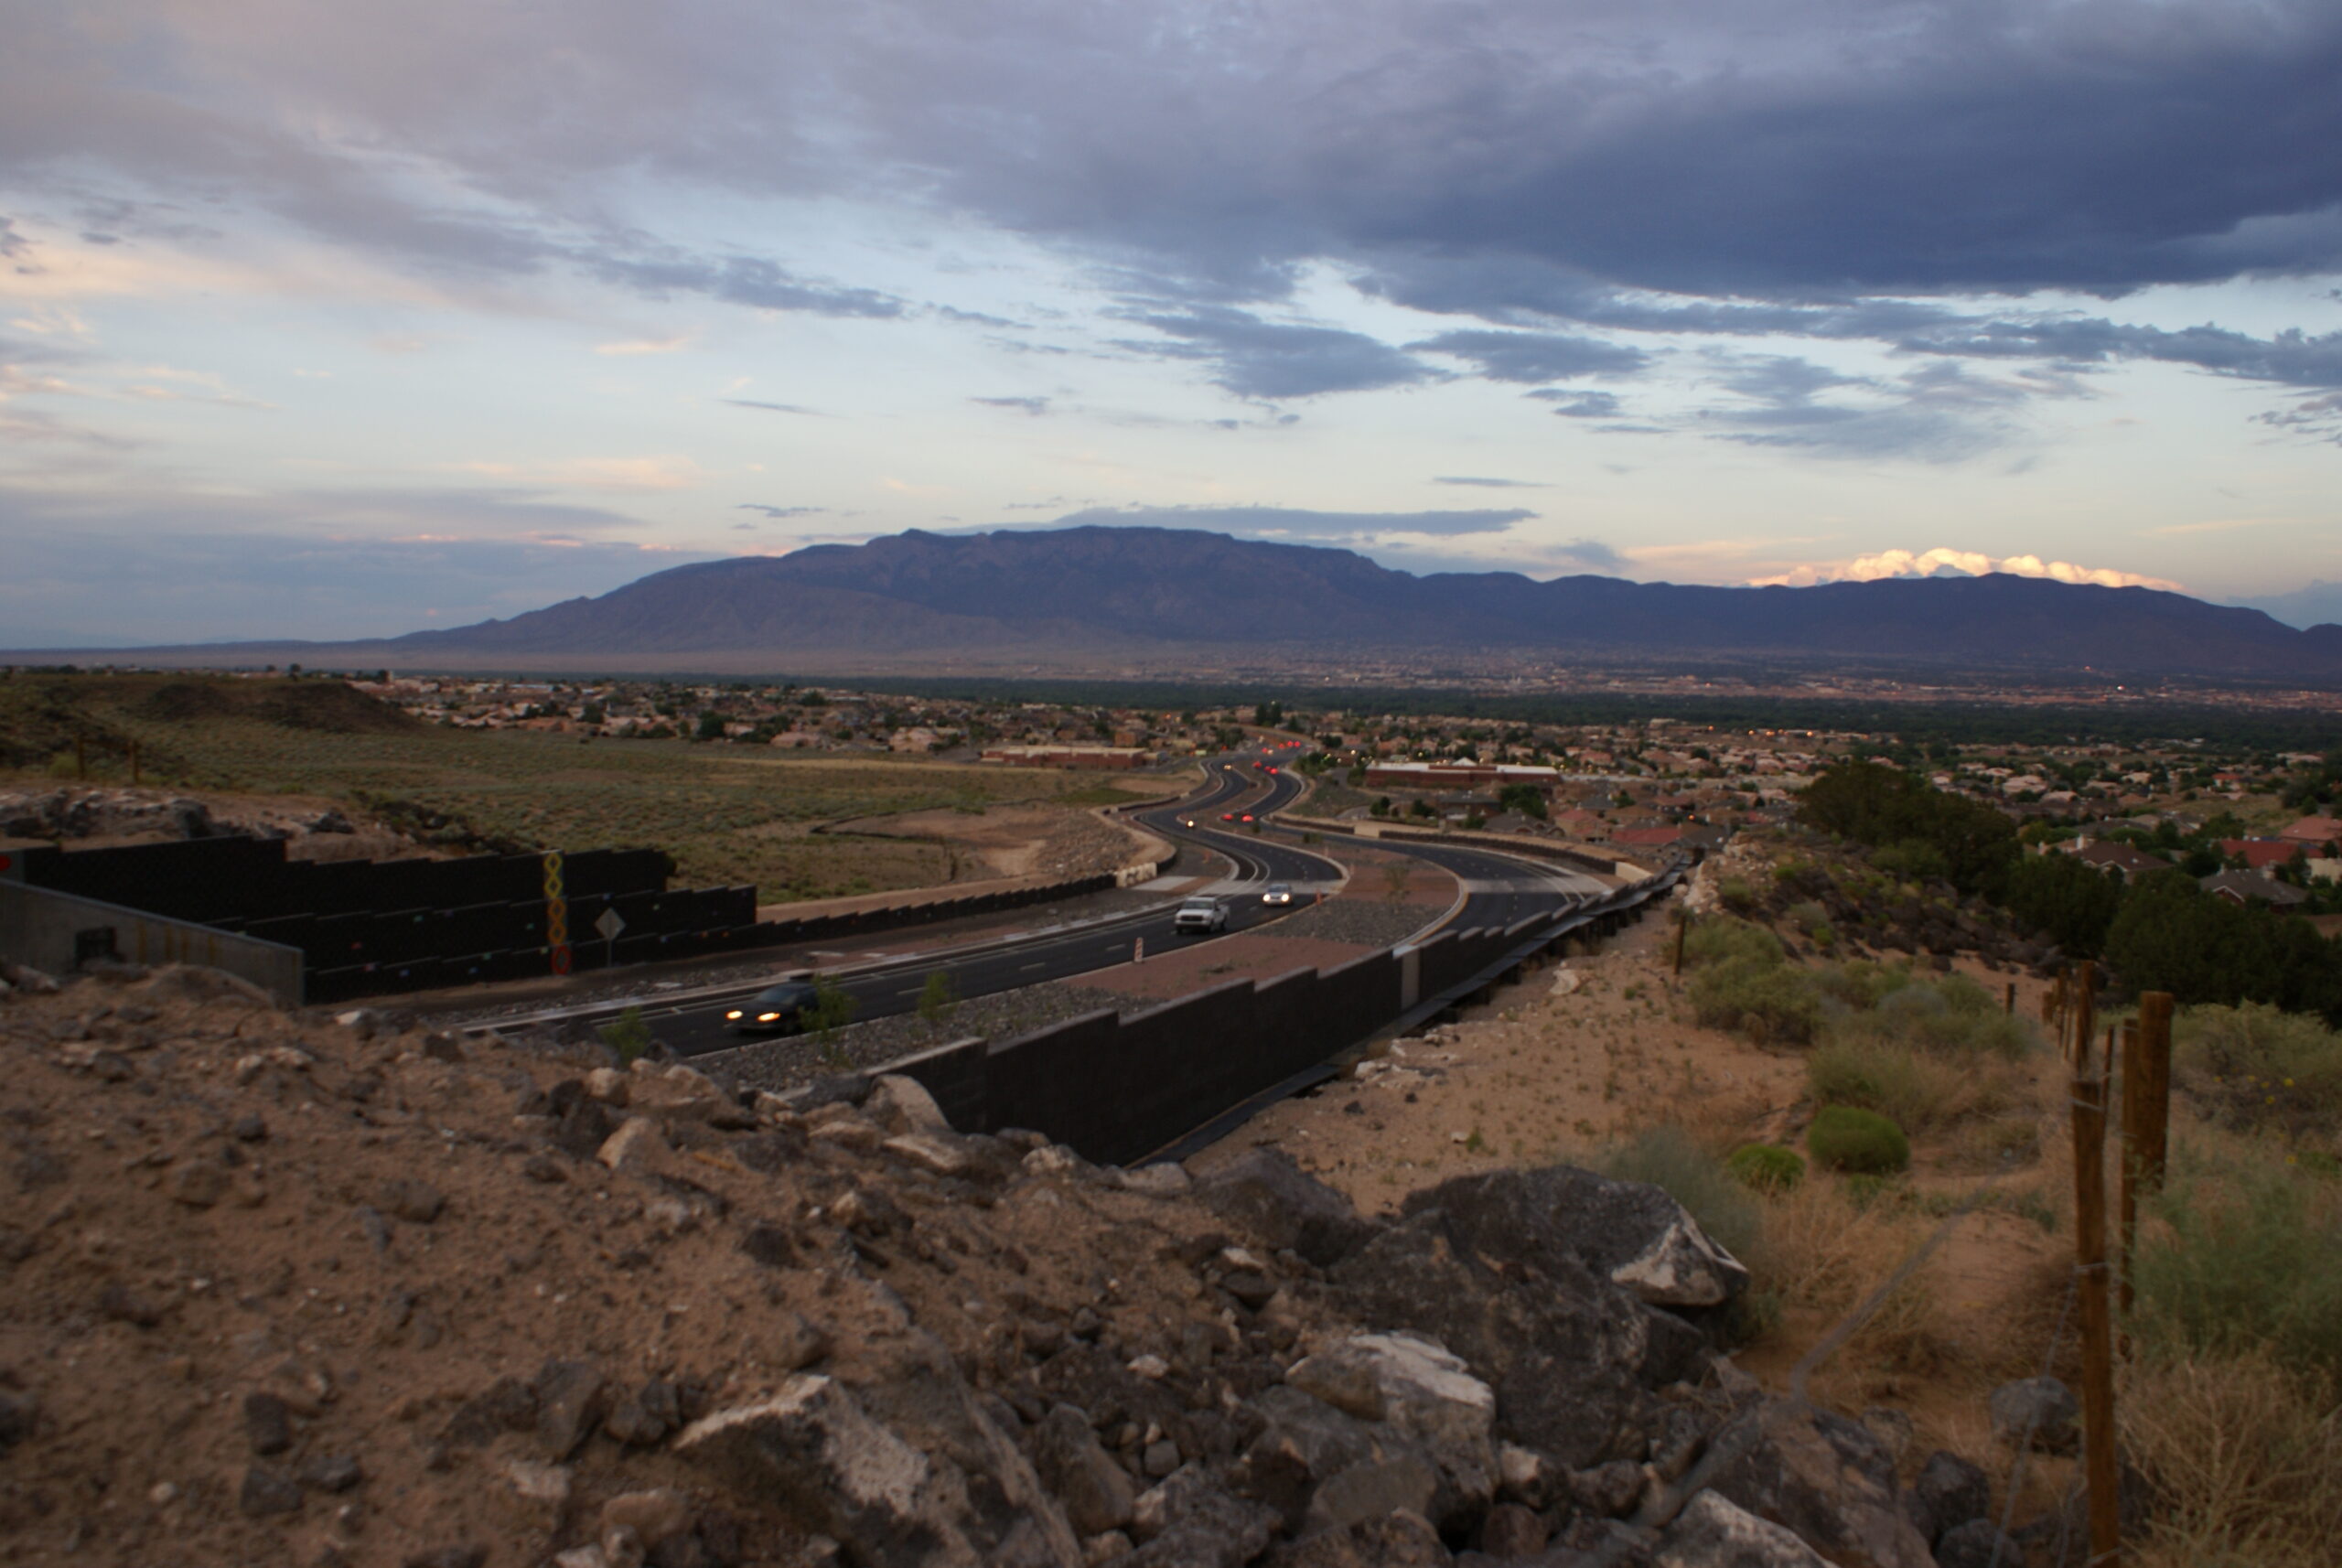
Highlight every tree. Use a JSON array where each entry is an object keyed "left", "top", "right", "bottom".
[
  {"left": 2000, "top": 851, "right": 2122, "bottom": 957},
  {"left": 694, "top": 710, "right": 728, "bottom": 742},
  {"left": 917, "top": 969, "right": 959, "bottom": 1031}
]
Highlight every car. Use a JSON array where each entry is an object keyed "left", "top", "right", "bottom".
[
  {"left": 1261, "top": 882, "right": 1294, "bottom": 906},
  {"left": 1220, "top": 811, "right": 1236, "bottom": 821},
  {"left": 1263, "top": 766, "right": 1278, "bottom": 774},
  {"left": 1240, "top": 812, "right": 1254, "bottom": 822},
  {"left": 1172, "top": 897, "right": 1229, "bottom": 934},
  {"left": 725, "top": 980, "right": 819, "bottom": 1035}
]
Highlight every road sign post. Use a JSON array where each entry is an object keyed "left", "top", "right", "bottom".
[{"left": 595, "top": 906, "right": 626, "bottom": 971}]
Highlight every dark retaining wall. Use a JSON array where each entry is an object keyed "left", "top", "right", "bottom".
[{"left": 894, "top": 876, "right": 1673, "bottom": 1165}]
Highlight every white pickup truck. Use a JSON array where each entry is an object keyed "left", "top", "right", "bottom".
[{"left": 1172, "top": 896, "right": 1229, "bottom": 934}]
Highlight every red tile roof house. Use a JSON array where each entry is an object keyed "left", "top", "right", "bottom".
[
  {"left": 2219, "top": 838, "right": 2309, "bottom": 872},
  {"left": 2280, "top": 816, "right": 2342, "bottom": 850},
  {"left": 1611, "top": 825, "right": 1685, "bottom": 850}
]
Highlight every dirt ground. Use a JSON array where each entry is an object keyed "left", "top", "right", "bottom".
[{"left": 822, "top": 803, "right": 1162, "bottom": 881}]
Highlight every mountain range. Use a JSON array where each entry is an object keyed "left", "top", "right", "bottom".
[{"left": 18, "top": 526, "right": 2342, "bottom": 682}]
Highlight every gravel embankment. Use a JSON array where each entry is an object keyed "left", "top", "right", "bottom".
[
  {"left": 697, "top": 980, "right": 1134, "bottom": 1094},
  {"left": 1249, "top": 896, "right": 1443, "bottom": 949}
]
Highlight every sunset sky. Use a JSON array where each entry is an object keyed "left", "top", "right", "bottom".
[{"left": 4, "top": 0, "right": 2339, "bottom": 644}]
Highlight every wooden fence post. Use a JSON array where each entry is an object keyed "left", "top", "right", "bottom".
[
  {"left": 2068, "top": 962, "right": 2097, "bottom": 1070},
  {"left": 1671, "top": 914, "right": 1688, "bottom": 978},
  {"left": 2071, "top": 1066, "right": 2122, "bottom": 1567}
]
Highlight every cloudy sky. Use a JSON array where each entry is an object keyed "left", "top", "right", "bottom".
[{"left": 4, "top": 0, "right": 2341, "bottom": 644}]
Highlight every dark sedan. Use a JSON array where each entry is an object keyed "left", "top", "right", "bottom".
[{"left": 725, "top": 980, "right": 819, "bottom": 1035}]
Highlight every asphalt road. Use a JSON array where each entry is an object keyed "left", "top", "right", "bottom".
[{"left": 516, "top": 749, "right": 1601, "bottom": 1058}]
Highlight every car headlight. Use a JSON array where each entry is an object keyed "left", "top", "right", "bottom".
[
  {"left": 757, "top": 1012, "right": 782, "bottom": 1023},
  {"left": 725, "top": 1009, "right": 744, "bottom": 1020}
]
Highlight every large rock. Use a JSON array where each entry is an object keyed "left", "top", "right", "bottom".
[
  {"left": 1703, "top": 1399, "right": 1933, "bottom": 1568},
  {"left": 1907, "top": 1450, "right": 1992, "bottom": 1546},
  {"left": 1232, "top": 1385, "right": 1442, "bottom": 1534},
  {"left": 868, "top": 1074, "right": 952, "bottom": 1134},
  {"left": 1654, "top": 1490, "right": 1831, "bottom": 1568},
  {"left": 1403, "top": 1165, "right": 1748, "bottom": 1310},
  {"left": 1194, "top": 1149, "right": 1377, "bottom": 1266},
  {"left": 1933, "top": 1519, "right": 2022, "bottom": 1568},
  {"left": 675, "top": 1374, "right": 1080, "bottom": 1568},
  {"left": 1286, "top": 1333, "right": 1497, "bottom": 1511},
  {"left": 1988, "top": 1378, "right": 2079, "bottom": 1455},
  {"left": 1032, "top": 1405, "right": 1136, "bottom": 1537},
  {"left": 1327, "top": 1208, "right": 1657, "bottom": 1466},
  {"left": 1270, "top": 1508, "right": 1451, "bottom": 1567},
  {"left": 1125, "top": 1464, "right": 1281, "bottom": 1568}
]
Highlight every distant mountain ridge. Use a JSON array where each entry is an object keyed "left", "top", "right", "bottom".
[{"left": 18, "top": 526, "right": 2342, "bottom": 682}]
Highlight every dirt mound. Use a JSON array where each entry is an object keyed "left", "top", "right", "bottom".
[
  {"left": 135, "top": 680, "right": 242, "bottom": 723},
  {"left": 252, "top": 681, "right": 421, "bottom": 735}
]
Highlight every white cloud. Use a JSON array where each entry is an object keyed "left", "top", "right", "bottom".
[
  {"left": 1751, "top": 546, "right": 2181, "bottom": 593},
  {"left": 594, "top": 334, "right": 696, "bottom": 357}
]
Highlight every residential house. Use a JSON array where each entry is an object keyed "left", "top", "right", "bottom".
[{"left": 2200, "top": 870, "right": 2309, "bottom": 909}]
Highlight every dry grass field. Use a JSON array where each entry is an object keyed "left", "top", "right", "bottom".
[{"left": 0, "top": 672, "right": 1160, "bottom": 899}]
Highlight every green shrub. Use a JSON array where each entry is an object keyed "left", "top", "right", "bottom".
[
  {"left": 597, "top": 1005, "right": 653, "bottom": 1064},
  {"left": 917, "top": 968, "right": 960, "bottom": 1030},
  {"left": 2131, "top": 1145, "right": 2342, "bottom": 1380},
  {"left": 1600, "top": 1126, "right": 1762, "bottom": 1264},
  {"left": 1691, "top": 957, "right": 1823, "bottom": 1045},
  {"left": 2174, "top": 1003, "right": 2342, "bottom": 1148},
  {"left": 1786, "top": 899, "right": 1834, "bottom": 947},
  {"left": 1683, "top": 917, "right": 1784, "bottom": 970},
  {"left": 1727, "top": 1144, "right": 1807, "bottom": 1192},
  {"left": 1850, "top": 972, "right": 2036, "bottom": 1062},
  {"left": 1807, "top": 1105, "right": 1911, "bottom": 1174},
  {"left": 1810, "top": 960, "right": 1913, "bottom": 1011},
  {"left": 1718, "top": 876, "right": 1758, "bottom": 914}
]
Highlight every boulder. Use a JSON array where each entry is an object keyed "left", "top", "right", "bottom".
[
  {"left": 1126, "top": 1465, "right": 1281, "bottom": 1568},
  {"left": 1232, "top": 1384, "right": 1434, "bottom": 1533},
  {"left": 597, "top": 1116, "right": 666, "bottom": 1174},
  {"left": 1654, "top": 1489, "right": 1830, "bottom": 1568},
  {"left": 1703, "top": 1399, "right": 1932, "bottom": 1568},
  {"left": 868, "top": 1074, "right": 951, "bottom": 1134},
  {"left": 1988, "top": 1379, "right": 2079, "bottom": 1455},
  {"left": 1907, "top": 1450, "right": 1992, "bottom": 1546},
  {"left": 1933, "top": 1519, "right": 2021, "bottom": 1568},
  {"left": 1271, "top": 1509, "right": 1452, "bottom": 1567},
  {"left": 1195, "top": 1149, "right": 1377, "bottom": 1266},
  {"left": 534, "top": 1359, "right": 607, "bottom": 1461},
  {"left": 677, "top": 1376, "right": 1004, "bottom": 1567},
  {"left": 1032, "top": 1405, "right": 1136, "bottom": 1537},
  {"left": 1286, "top": 1333, "right": 1497, "bottom": 1510},
  {"left": 1477, "top": 1500, "right": 1548, "bottom": 1559},
  {"left": 1327, "top": 1209, "right": 1657, "bottom": 1466},
  {"left": 1403, "top": 1165, "right": 1748, "bottom": 1310}
]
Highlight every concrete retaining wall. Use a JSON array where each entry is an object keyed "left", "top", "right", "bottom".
[
  {"left": 0, "top": 881, "right": 306, "bottom": 1005},
  {"left": 895, "top": 872, "right": 1677, "bottom": 1165}
]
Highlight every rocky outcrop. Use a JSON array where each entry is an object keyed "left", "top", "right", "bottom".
[
  {"left": 1327, "top": 1206, "right": 1665, "bottom": 1466},
  {"left": 1403, "top": 1164, "right": 1750, "bottom": 1311},
  {"left": 0, "top": 961, "right": 2071, "bottom": 1568},
  {"left": 1703, "top": 1399, "right": 1934, "bottom": 1568}
]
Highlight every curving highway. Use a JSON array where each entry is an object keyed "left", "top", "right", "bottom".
[{"left": 499, "top": 747, "right": 1602, "bottom": 1057}]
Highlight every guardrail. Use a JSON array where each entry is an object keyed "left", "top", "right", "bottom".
[
  {"left": 0, "top": 881, "right": 306, "bottom": 1005},
  {"left": 886, "top": 867, "right": 1681, "bottom": 1165}
]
